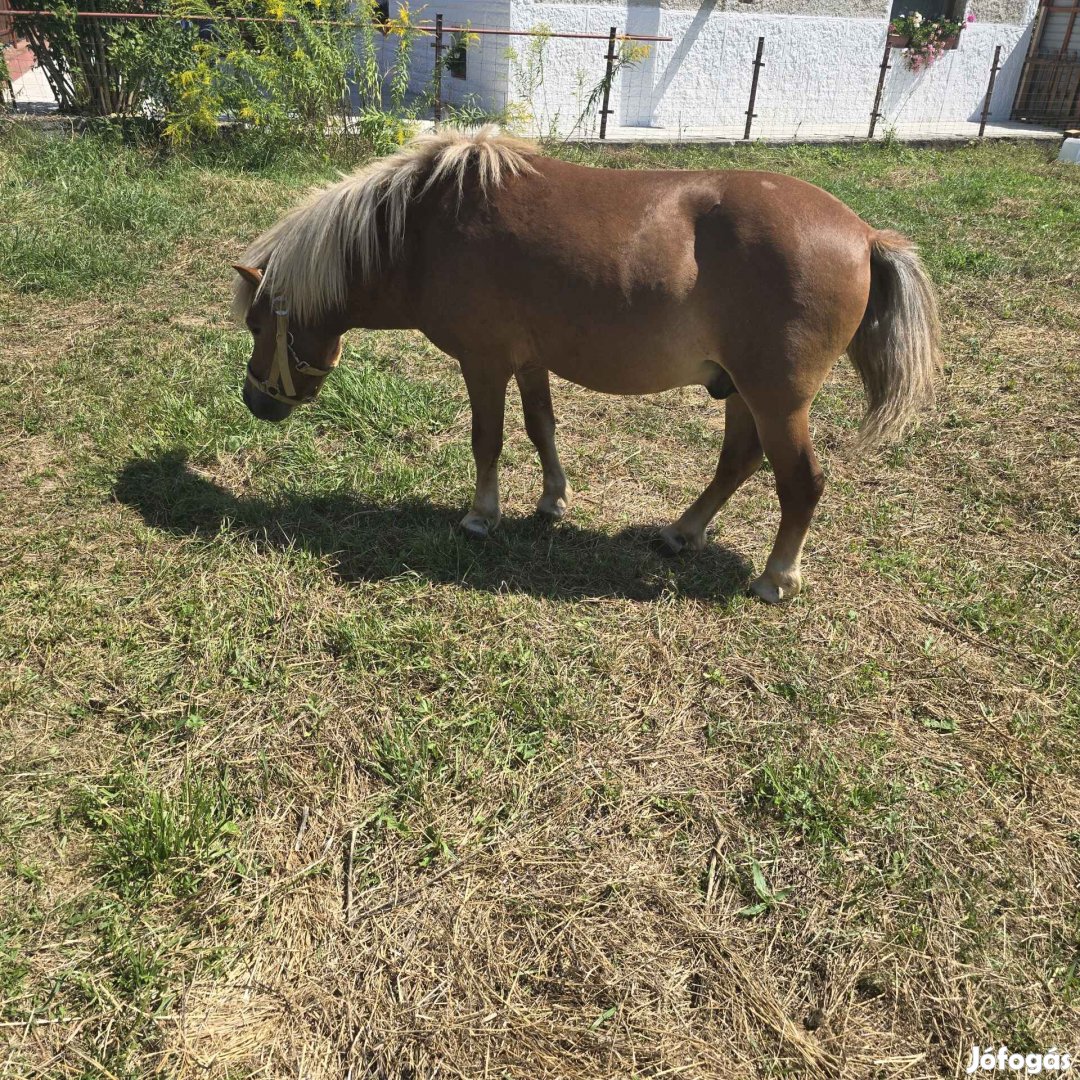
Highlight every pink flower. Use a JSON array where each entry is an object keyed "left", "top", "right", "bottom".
[{"left": 967, "top": 10, "right": 976, "bottom": 21}]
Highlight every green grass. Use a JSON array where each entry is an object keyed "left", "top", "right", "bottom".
[
  {"left": 79, "top": 773, "right": 242, "bottom": 899},
  {"left": 1, "top": 123, "right": 1078, "bottom": 1078}
]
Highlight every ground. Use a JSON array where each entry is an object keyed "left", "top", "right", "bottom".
[{"left": 0, "top": 125, "right": 1077, "bottom": 1079}]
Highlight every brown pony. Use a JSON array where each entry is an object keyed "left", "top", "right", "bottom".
[{"left": 232, "top": 127, "right": 940, "bottom": 603}]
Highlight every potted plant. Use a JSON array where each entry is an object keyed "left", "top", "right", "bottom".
[{"left": 888, "top": 9, "right": 976, "bottom": 70}]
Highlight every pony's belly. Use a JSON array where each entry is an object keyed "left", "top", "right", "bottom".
[{"left": 541, "top": 338, "right": 718, "bottom": 397}]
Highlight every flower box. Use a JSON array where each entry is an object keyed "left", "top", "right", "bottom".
[{"left": 888, "top": 31, "right": 960, "bottom": 50}]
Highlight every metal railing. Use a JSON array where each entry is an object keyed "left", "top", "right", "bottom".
[{"left": 5, "top": 7, "right": 1073, "bottom": 139}]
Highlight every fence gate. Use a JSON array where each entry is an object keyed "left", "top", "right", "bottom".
[{"left": 1013, "top": 0, "right": 1080, "bottom": 125}]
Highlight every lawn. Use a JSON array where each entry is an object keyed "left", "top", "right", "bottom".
[{"left": 0, "top": 123, "right": 1078, "bottom": 1079}]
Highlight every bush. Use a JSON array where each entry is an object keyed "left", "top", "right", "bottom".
[
  {"left": 144, "top": 0, "right": 347, "bottom": 142},
  {"left": 157, "top": 0, "right": 424, "bottom": 150},
  {"left": 13, "top": 0, "right": 423, "bottom": 152},
  {"left": 13, "top": 0, "right": 175, "bottom": 114},
  {"left": 1, "top": 46, "right": 12, "bottom": 111}
]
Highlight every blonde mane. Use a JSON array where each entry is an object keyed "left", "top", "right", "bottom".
[{"left": 231, "top": 126, "right": 537, "bottom": 326}]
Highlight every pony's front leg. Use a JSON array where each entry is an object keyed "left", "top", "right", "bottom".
[{"left": 460, "top": 363, "right": 510, "bottom": 539}]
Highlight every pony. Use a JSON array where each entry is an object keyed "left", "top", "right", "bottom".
[{"left": 232, "top": 127, "right": 940, "bottom": 603}]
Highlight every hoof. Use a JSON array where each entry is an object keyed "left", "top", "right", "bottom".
[
  {"left": 658, "top": 525, "right": 707, "bottom": 557},
  {"left": 750, "top": 572, "right": 802, "bottom": 604},
  {"left": 461, "top": 511, "right": 498, "bottom": 539},
  {"left": 536, "top": 494, "right": 568, "bottom": 521},
  {"left": 657, "top": 526, "right": 686, "bottom": 557}
]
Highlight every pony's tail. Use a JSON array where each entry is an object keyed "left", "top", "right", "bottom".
[{"left": 847, "top": 229, "right": 942, "bottom": 447}]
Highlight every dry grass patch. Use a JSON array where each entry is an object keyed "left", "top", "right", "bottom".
[{"left": 1, "top": 129, "right": 1078, "bottom": 1079}]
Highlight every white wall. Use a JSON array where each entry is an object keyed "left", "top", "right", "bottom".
[
  {"left": 520, "top": 1, "right": 1036, "bottom": 132},
  {"left": 393, "top": 0, "right": 1041, "bottom": 135},
  {"left": 390, "top": 0, "right": 514, "bottom": 115}
]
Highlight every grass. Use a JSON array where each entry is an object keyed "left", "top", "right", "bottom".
[{"left": 0, "top": 121, "right": 1078, "bottom": 1078}]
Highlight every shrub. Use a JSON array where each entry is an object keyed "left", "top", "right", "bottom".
[
  {"left": 0, "top": 46, "right": 12, "bottom": 110},
  {"left": 148, "top": 0, "right": 422, "bottom": 149},
  {"left": 13, "top": 0, "right": 175, "bottom": 115},
  {"left": 13, "top": 0, "right": 421, "bottom": 151}
]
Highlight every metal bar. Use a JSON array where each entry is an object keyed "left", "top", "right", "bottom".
[
  {"left": 1013, "top": 0, "right": 1051, "bottom": 119},
  {"left": 1060, "top": 4, "right": 1078, "bottom": 56},
  {"left": 869, "top": 36, "right": 892, "bottom": 139},
  {"left": 743, "top": 35, "right": 764, "bottom": 141},
  {"left": 431, "top": 12, "right": 443, "bottom": 124},
  {"left": 979, "top": 44, "right": 1002, "bottom": 136},
  {"left": 598, "top": 26, "right": 616, "bottom": 140},
  {"left": 1046, "top": 56, "right": 1078, "bottom": 120},
  {"left": 5, "top": 9, "right": 671, "bottom": 39},
  {"left": 434, "top": 24, "right": 670, "bottom": 41}
]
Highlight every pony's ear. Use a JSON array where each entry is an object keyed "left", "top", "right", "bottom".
[{"left": 231, "top": 264, "right": 263, "bottom": 287}]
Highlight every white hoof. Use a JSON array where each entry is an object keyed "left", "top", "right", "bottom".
[
  {"left": 750, "top": 572, "right": 802, "bottom": 604},
  {"left": 461, "top": 511, "right": 498, "bottom": 539},
  {"left": 536, "top": 494, "right": 568, "bottom": 520}
]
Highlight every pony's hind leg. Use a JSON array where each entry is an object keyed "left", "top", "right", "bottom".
[
  {"left": 659, "top": 394, "right": 763, "bottom": 554},
  {"left": 748, "top": 406, "right": 825, "bottom": 603},
  {"left": 460, "top": 363, "right": 511, "bottom": 539},
  {"left": 516, "top": 367, "right": 569, "bottom": 520}
]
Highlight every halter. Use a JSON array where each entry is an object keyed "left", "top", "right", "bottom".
[{"left": 245, "top": 297, "right": 339, "bottom": 407}]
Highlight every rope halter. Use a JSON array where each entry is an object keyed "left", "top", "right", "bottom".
[{"left": 245, "top": 297, "right": 339, "bottom": 407}]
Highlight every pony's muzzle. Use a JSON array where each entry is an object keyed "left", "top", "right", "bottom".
[{"left": 243, "top": 380, "right": 294, "bottom": 423}]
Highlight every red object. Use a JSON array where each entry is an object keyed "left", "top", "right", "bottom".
[{"left": 3, "top": 38, "right": 36, "bottom": 77}]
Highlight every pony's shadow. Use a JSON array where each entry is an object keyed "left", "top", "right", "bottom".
[{"left": 114, "top": 450, "right": 753, "bottom": 603}]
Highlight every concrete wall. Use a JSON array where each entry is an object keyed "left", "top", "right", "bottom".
[
  {"left": 527, "top": 0, "right": 1033, "bottom": 20},
  {"left": 972, "top": 0, "right": 1033, "bottom": 22},
  {"left": 512, "top": 0, "right": 1039, "bottom": 132},
  {"left": 392, "top": 0, "right": 1041, "bottom": 134}
]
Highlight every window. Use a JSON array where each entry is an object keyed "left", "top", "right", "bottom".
[
  {"left": 888, "top": 0, "right": 965, "bottom": 19},
  {"left": 446, "top": 32, "right": 467, "bottom": 80}
]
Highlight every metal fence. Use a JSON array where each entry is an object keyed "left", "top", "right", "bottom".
[
  {"left": 406, "top": 17, "right": 1069, "bottom": 141},
  {"left": 1011, "top": 0, "right": 1080, "bottom": 127},
  {"left": 397, "top": 22, "right": 670, "bottom": 140},
  {"left": 4, "top": 7, "right": 1075, "bottom": 138}
]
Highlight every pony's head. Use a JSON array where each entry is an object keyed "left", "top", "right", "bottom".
[
  {"left": 231, "top": 128, "right": 537, "bottom": 421},
  {"left": 232, "top": 264, "right": 342, "bottom": 423}
]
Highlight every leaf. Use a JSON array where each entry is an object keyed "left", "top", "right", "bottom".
[
  {"left": 921, "top": 716, "right": 957, "bottom": 733},
  {"left": 590, "top": 1006, "right": 617, "bottom": 1029},
  {"left": 750, "top": 859, "right": 769, "bottom": 900},
  {"left": 736, "top": 901, "right": 770, "bottom": 918}
]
